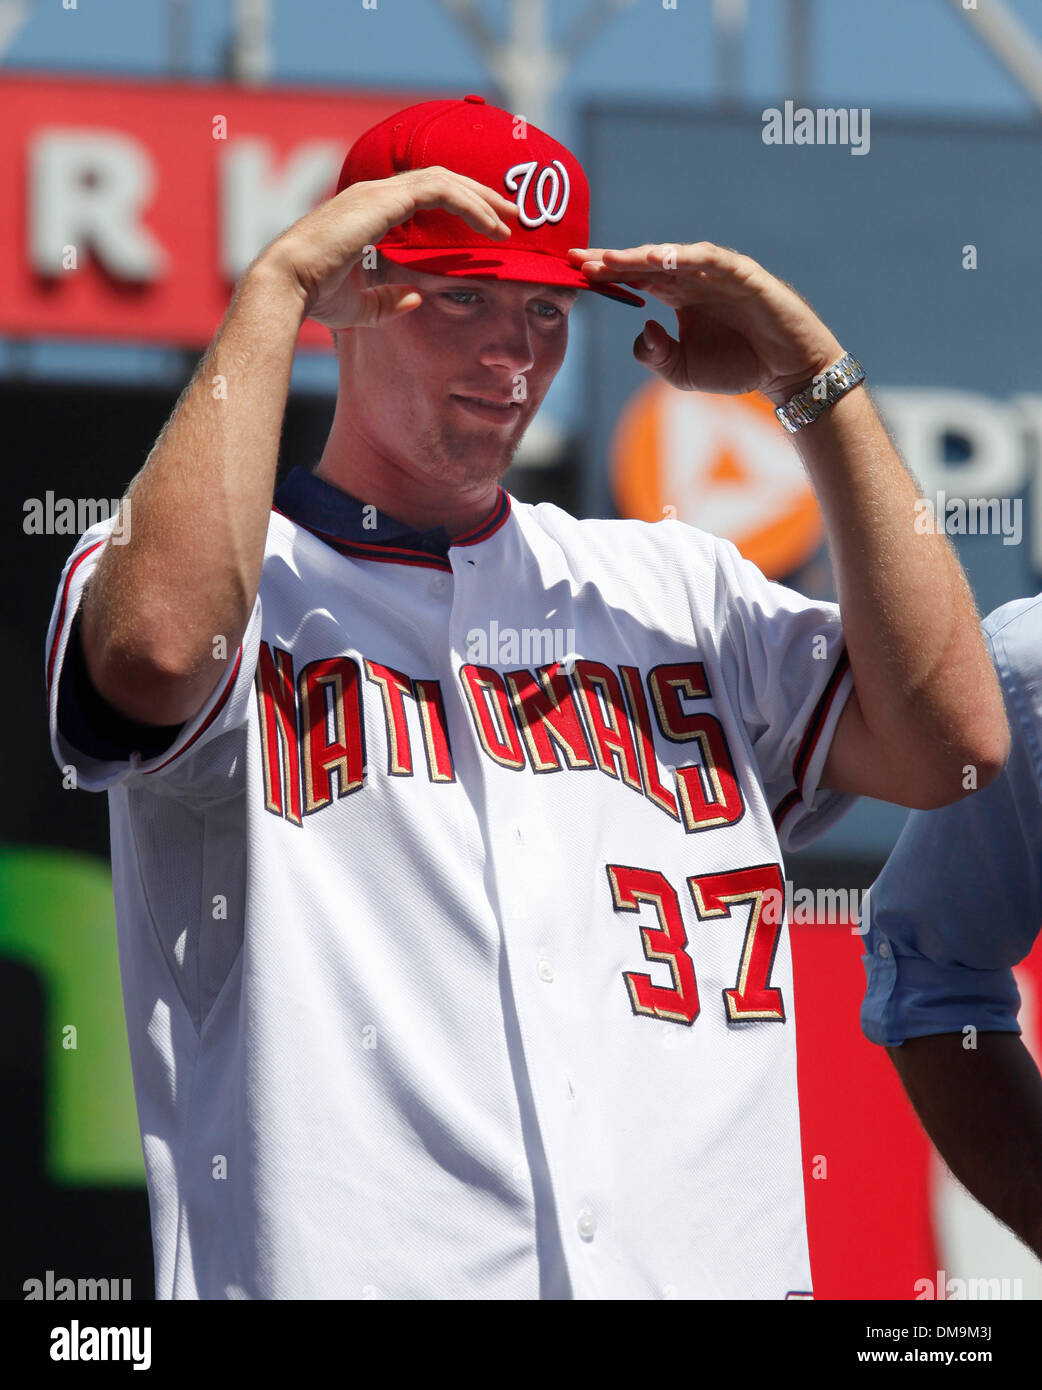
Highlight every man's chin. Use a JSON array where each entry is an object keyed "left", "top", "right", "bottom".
[{"left": 436, "top": 427, "right": 526, "bottom": 485}]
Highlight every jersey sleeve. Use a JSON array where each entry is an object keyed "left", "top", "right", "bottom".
[
  {"left": 711, "top": 534, "right": 857, "bottom": 852},
  {"left": 45, "top": 515, "right": 262, "bottom": 798},
  {"left": 860, "top": 598, "right": 1042, "bottom": 1046}
]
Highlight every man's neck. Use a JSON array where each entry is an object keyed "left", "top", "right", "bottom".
[{"left": 314, "top": 424, "right": 502, "bottom": 538}]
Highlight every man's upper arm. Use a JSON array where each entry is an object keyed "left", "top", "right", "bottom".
[
  {"left": 820, "top": 685, "right": 900, "bottom": 802},
  {"left": 704, "top": 531, "right": 858, "bottom": 850},
  {"left": 821, "top": 682, "right": 1003, "bottom": 810},
  {"left": 46, "top": 517, "right": 261, "bottom": 796},
  {"left": 58, "top": 604, "right": 186, "bottom": 763}
]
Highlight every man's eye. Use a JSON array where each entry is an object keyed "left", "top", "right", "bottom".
[{"left": 440, "top": 291, "right": 566, "bottom": 316}]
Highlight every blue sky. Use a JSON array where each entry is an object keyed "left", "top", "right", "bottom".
[
  {"left": 8, "top": 0, "right": 1040, "bottom": 115},
  {"left": 4, "top": 0, "right": 1041, "bottom": 417}
]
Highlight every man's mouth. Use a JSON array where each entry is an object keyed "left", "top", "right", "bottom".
[{"left": 451, "top": 395, "right": 521, "bottom": 425}]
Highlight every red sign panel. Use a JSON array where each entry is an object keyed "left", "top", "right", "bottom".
[
  {"left": 0, "top": 74, "right": 438, "bottom": 348},
  {"left": 795, "top": 919, "right": 1042, "bottom": 1298}
]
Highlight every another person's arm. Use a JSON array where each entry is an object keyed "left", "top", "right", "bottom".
[
  {"left": 860, "top": 599, "right": 1042, "bottom": 1261},
  {"left": 885, "top": 1031, "right": 1042, "bottom": 1261}
]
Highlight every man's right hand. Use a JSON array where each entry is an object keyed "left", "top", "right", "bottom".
[
  {"left": 72, "top": 171, "right": 519, "bottom": 734},
  {"left": 260, "top": 167, "right": 520, "bottom": 330}
]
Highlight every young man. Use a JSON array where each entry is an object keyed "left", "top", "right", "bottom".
[{"left": 46, "top": 95, "right": 1007, "bottom": 1299}]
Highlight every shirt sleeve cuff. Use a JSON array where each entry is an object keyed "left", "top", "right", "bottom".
[
  {"left": 860, "top": 923, "right": 1022, "bottom": 1046},
  {"left": 56, "top": 604, "right": 185, "bottom": 762},
  {"left": 773, "top": 646, "right": 858, "bottom": 851}
]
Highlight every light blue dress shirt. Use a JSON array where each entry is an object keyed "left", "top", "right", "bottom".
[{"left": 861, "top": 595, "right": 1042, "bottom": 1046}]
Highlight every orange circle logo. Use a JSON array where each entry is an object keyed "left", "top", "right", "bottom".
[{"left": 611, "top": 381, "right": 824, "bottom": 578}]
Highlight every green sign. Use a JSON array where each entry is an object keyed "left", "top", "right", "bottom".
[{"left": 0, "top": 847, "right": 144, "bottom": 1184}]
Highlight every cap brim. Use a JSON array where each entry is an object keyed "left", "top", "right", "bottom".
[{"left": 378, "top": 246, "right": 645, "bottom": 307}]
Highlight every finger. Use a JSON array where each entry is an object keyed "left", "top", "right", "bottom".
[
  {"left": 591, "top": 245, "right": 662, "bottom": 262},
  {"left": 449, "top": 190, "right": 514, "bottom": 237},
  {"left": 355, "top": 285, "right": 423, "bottom": 328},
  {"left": 464, "top": 191, "right": 519, "bottom": 232},
  {"left": 443, "top": 171, "right": 522, "bottom": 217},
  {"left": 636, "top": 318, "right": 662, "bottom": 355},
  {"left": 481, "top": 189, "right": 521, "bottom": 217},
  {"left": 592, "top": 244, "right": 734, "bottom": 276},
  {"left": 573, "top": 252, "right": 668, "bottom": 277},
  {"left": 409, "top": 171, "right": 516, "bottom": 235},
  {"left": 634, "top": 318, "right": 678, "bottom": 372},
  {"left": 423, "top": 168, "right": 521, "bottom": 224},
  {"left": 601, "top": 246, "right": 687, "bottom": 274},
  {"left": 385, "top": 287, "right": 423, "bottom": 316},
  {"left": 577, "top": 261, "right": 653, "bottom": 281}
]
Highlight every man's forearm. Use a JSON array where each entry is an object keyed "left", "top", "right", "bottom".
[
  {"left": 887, "top": 1032, "right": 1042, "bottom": 1262},
  {"left": 81, "top": 257, "right": 308, "bottom": 723},
  {"left": 784, "top": 382, "right": 1008, "bottom": 797},
  {"left": 577, "top": 240, "right": 1006, "bottom": 796}
]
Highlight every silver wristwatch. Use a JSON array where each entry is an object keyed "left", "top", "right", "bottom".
[{"left": 774, "top": 352, "right": 865, "bottom": 434}]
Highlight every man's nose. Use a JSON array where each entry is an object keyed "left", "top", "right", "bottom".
[{"left": 479, "top": 309, "right": 536, "bottom": 374}]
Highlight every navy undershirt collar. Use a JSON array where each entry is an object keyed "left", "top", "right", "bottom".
[{"left": 273, "top": 465, "right": 454, "bottom": 558}]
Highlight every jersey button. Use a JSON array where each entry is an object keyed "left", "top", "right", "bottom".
[
  {"left": 878, "top": 940, "right": 892, "bottom": 959},
  {"left": 429, "top": 574, "right": 449, "bottom": 596},
  {"left": 536, "top": 957, "right": 554, "bottom": 983},
  {"left": 577, "top": 1208, "right": 597, "bottom": 1242}
]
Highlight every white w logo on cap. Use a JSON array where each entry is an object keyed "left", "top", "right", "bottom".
[{"left": 504, "top": 160, "right": 571, "bottom": 228}]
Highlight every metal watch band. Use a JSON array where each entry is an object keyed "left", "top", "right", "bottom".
[{"left": 774, "top": 352, "right": 865, "bottom": 434}]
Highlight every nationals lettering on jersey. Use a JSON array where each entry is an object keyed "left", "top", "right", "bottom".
[
  {"left": 257, "top": 647, "right": 749, "bottom": 834},
  {"left": 45, "top": 469, "right": 857, "bottom": 1301}
]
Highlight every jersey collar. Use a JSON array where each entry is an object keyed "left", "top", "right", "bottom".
[{"left": 272, "top": 465, "right": 511, "bottom": 572}]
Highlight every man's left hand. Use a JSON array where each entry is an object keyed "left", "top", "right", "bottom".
[{"left": 567, "top": 241, "right": 843, "bottom": 406}]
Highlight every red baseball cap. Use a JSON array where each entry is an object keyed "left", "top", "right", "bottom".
[{"left": 335, "top": 94, "right": 644, "bottom": 308}]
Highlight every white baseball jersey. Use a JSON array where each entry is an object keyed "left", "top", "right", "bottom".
[{"left": 46, "top": 464, "right": 856, "bottom": 1300}]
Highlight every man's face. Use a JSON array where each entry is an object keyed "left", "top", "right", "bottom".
[{"left": 338, "top": 262, "right": 578, "bottom": 490}]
